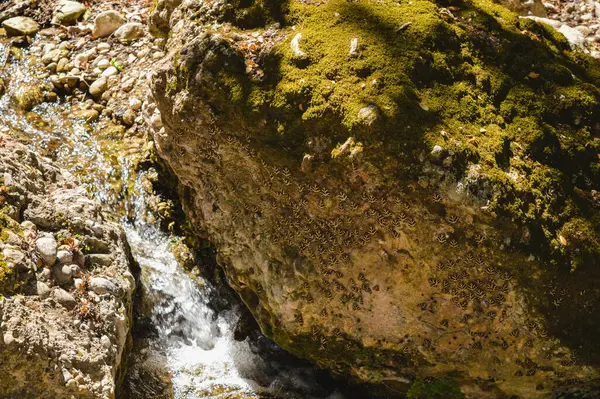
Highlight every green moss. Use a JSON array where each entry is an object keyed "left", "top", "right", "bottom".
[{"left": 407, "top": 377, "right": 465, "bottom": 399}]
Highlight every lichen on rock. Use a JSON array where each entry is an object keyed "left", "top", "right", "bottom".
[{"left": 149, "top": 0, "right": 600, "bottom": 397}]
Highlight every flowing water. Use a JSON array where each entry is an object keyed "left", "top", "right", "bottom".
[{"left": 0, "top": 39, "right": 343, "bottom": 399}]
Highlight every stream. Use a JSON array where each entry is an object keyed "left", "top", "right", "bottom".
[{"left": 0, "top": 38, "right": 344, "bottom": 399}]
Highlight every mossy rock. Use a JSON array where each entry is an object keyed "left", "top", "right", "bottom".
[{"left": 153, "top": 0, "right": 600, "bottom": 397}]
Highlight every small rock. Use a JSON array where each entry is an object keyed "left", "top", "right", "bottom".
[
  {"left": 430, "top": 144, "right": 445, "bottom": 160},
  {"left": 73, "top": 109, "right": 99, "bottom": 122},
  {"left": 559, "top": 25, "right": 586, "bottom": 49},
  {"left": 301, "top": 154, "right": 313, "bottom": 173},
  {"left": 52, "top": 0, "right": 87, "bottom": 26},
  {"left": 349, "top": 37, "right": 359, "bottom": 57},
  {"left": 96, "top": 58, "right": 110, "bottom": 69},
  {"left": 3, "top": 332, "right": 15, "bottom": 346},
  {"left": 101, "top": 66, "right": 118, "bottom": 78},
  {"left": 87, "top": 254, "right": 113, "bottom": 266},
  {"left": 73, "top": 53, "right": 88, "bottom": 68},
  {"left": 36, "top": 236, "right": 58, "bottom": 266},
  {"left": 92, "top": 10, "right": 125, "bottom": 38},
  {"left": 13, "top": 84, "right": 44, "bottom": 110},
  {"left": 53, "top": 288, "right": 77, "bottom": 309},
  {"left": 114, "top": 22, "right": 145, "bottom": 43},
  {"left": 89, "top": 277, "right": 118, "bottom": 295},
  {"left": 2, "top": 17, "right": 40, "bottom": 37},
  {"left": 56, "top": 250, "right": 73, "bottom": 265},
  {"left": 152, "top": 51, "right": 165, "bottom": 59},
  {"left": 122, "top": 109, "right": 136, "bottom": 126},
  {"left": 290, "top": 33, "right": 306, "bottom": 58},
  {"left": 100, "top": 335, "right": 111, "bottom": 349},
  {"left": 128, "top": 98, "right": 142, "bottom": 111},
  {"left": 88, "top": 77, "right": 107, "bottom": 97},
  {"left": 39, "top": 268, "right": 52, "bottom": 281},
  {"left": 56, "top": 58, "right": 70, "bottom": 73},
  {"left": 357, "top": 104, "right": 379, "bottom": 126},
  {"left": 52, "top": 264, "right": 73, "bottom": 284},
  {"left": 42, "top": 48, "right": 70, "bottom": 65},
  {"left": 36, "top": 281, "right": 51, "bottom": 298}
]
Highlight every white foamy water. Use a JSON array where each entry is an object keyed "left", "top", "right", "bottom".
[{"left": 124, "top": 175, "right": 343, "bottom": 399}]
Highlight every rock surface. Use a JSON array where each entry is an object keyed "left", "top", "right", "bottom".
[
  {"left": 92, "top": 10, "right": 125, "bottom": 38},
  {"left": 0, "top": 141, "right": 135, "bottom": 399},
  {"left": 52, "top": 0, "right": 87, "bottom": 26},
  {"left": 149, "top": 0, "right": 600, "bottom": 397},
  {"left": 2, "top": 16, "right": 39, "bottom": 36}
]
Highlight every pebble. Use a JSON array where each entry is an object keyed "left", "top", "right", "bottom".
[
  {"left": 92, "top": 10, "right": 125, "bottom": 38},
  {"left": 36, "top": 236, "right": 58, "bottom": 266},
  {"left": 53, "top": 288, "right": 77, "bottom": 309},
  {"left": 122, "top": 109, "right": 136, "bottom": 126},
  {"left": 152, "top": 51, "right": 165, "bottom": 59},
  {"left": 57, "top": 250, "right": 73, "bottom": 265},
  {"left": 36, "top": 281, "right": 51, "bottom": 298},
  {"left": 102, "top": 66, "right": 119, "bottom": 78},
  {"left": 114, "top": 22, "right": 145, "bottom": 43},
  {"left": 357, "top": 104, "right": 379, "bottom": 126},
  {"left": 349, "top": 37, "right": 359, "bottom": 57},
  {"left": 88, "top": 77, "right": 107, "bottom": 98},
  {"left": 128, "top": 98, "right": 142, "bottom": 111},
  {"left": 52, "top": 264, "right": 73, "bottom": 284},
  {"left": 97, "top": 59, "right": 111, "bottom": 70},
  {"left": 89, "top": 277, "right": 118, "bottom": 295}
]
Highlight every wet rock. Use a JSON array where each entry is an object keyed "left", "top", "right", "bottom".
[
  {"left": 89, "top": 277, "right": 117, "bottom": 295},
  {"left": 52, "top": 288, "right": 77, "bottom": 309},
  {"left": 73, "top": 109, "right": 99, "bottom": 122},
  {"left": 36, "top": 236, "right": 58, "bottom": 266},
  {"left": 92, "top": 10, "right": 125, "bottom": 38},
  {"left": 114, "top": 22, "right": 145, "bottom": 43},
  {"left": 2, "top": 16, "right": 40, "bottom": 37},
  {"left": 52, "top": 0, "right": 87, "bottom": 26},
  {"left": 88, "top": 77, "right": 107, "bottom": 98},
  {"left": 12, "top": 84, "right": 43, "bottom": 110}
]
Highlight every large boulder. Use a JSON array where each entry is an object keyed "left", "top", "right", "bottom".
[
  {"left": 2, "top": 16, "right": 39, "bottom": 36},
  {"left": 0, "top": 141, "right": 136, "bottom": 398},
  {"left": 150, "top": 0, "right": 600, "bottom": 397},
  {"left": 52, "top": 0, "right": 87, "bottom": 26}
]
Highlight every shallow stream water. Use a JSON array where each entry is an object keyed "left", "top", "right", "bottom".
[{"left": 0, "top": 39, "right": 344, "bottom": 399}]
